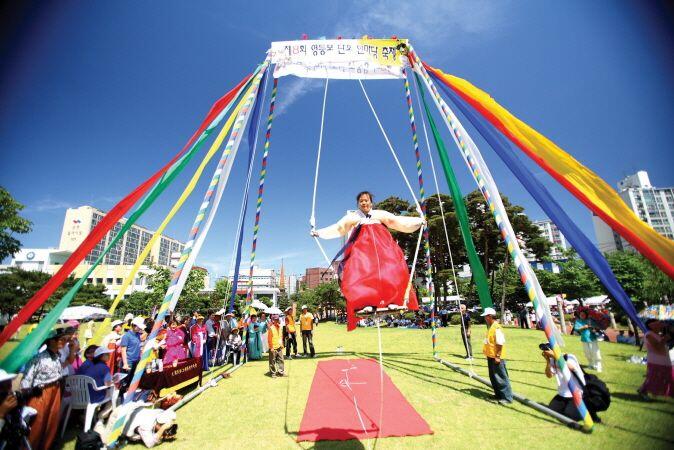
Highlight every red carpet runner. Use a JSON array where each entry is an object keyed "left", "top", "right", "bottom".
[{"left": 297, "top": 358, "right": 433, "bottom": 442}]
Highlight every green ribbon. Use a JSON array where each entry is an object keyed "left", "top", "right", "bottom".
[
  {"left": 0, "top": 74, "right": 257, "bottom": 372},
  {"left": 415, "top": 72, "right": 493, "bottom": 309}
]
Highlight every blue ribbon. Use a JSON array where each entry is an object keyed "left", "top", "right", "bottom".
[{"left": 431, "top": 72, "right": 646, "bottom": 332}]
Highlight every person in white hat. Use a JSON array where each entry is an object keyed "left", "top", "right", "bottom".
[
  {"left": 481, "top": 307, "right": 513, "bottom": 404},
  {"left": 123, "top": 313, "right": 134, "bottom": 331},
  {"left": 101, "top": 320, "right": 125, "bottom": 374},
  {"left": 76, "top": 346, "right": 113, "bottom": 404},
  {"left": 120, "top": 317, "right": 146, "bottom": 392}
]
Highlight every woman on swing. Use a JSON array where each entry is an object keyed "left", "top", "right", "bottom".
[{"left": 311, "top": 191, "right": 424, "bottom": 331}]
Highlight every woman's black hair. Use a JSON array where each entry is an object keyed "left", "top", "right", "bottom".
[{"left": 356, "top": 191, "right": 374, "bottom": 203}]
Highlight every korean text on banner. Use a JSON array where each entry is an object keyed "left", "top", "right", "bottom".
[{"left": 269, "top": 39, "right": 408, "bottom": 80}]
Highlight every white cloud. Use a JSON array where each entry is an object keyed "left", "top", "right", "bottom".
[
  {"left": 198, "top": 258, "right": 232, "bottom": 279},
  {"left": 255, "top": 250, "right": 309, "bottom": 266},
  {"left": 271, "top": 1, "right": 510, "bottom": 117},
  {"left": 275, "top": 78, "right": 324, "bottom": 116},
  {"left": 25, "top": 198, "right": 74, "bottom": 213},
  {"left": 333, "top": 0, "right": 510, "bottom": 55}
]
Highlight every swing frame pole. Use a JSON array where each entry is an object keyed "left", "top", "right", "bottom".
[{"left": 434, "top": 357, "right": 588, "bottom": 432}]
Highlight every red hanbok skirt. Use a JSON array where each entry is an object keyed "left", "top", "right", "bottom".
[{"left": 340, "top": 223, "right": 418, "bottom": 331}]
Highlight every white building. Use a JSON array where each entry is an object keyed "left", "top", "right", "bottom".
[
  {"left": 593, "top": 171, "right": 674, "bottom": 253},
  {"left": 60, "top": 206, "right": 185, "bottom": 266},
  {"left": 6, "top": 205, "right": 190, "bottom": 299},
  {"left": 286, "top": 274, "right": 298, "bottom": 296},
  {"left": 532, "top": 219, "right": 568, "bottom": 259},
  {"left": 228, "top": 265, "right": 280, "bottom": 305},
  {"left": 9, "top": 248, "right": 71, "bottom": 272}
]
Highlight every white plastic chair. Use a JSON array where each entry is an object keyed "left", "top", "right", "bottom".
[{"left": 61, "top": 375, "right": 113, "bottom": 437}]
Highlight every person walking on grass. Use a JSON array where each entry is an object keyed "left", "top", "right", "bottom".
[
  {"left": 459, "top": 304, "right": 472, "bottom": 359},
  {"left": 638, "top": 319, "right": 673, "bottom": 399},
  {"left": 300, "top": 305, "right": 316, "bottom": 357},
  {"left": 482, "top": 307, "right": 513, "bottom": 404},
  {"left": 267, "top": 315, "right": 285, "bottom": 378},
  {"left": 284, "top": 307, "right": 298, "bottom": 359},
  {"left": 573, "top": 308, "right": 602, "bottom": 372}
]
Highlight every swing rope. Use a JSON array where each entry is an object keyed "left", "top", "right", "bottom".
[
  {"left": 357, "top": 79, "right": 425, "bottom": 307},
  {"left": 309, "top": 78, "right": 333, "bottom": 267},
  {"left": 357, "top": 80, "right": 424, "bottom": 217},
  {"left": 402, "top": 67, "right": 436, "bottom": 355}
]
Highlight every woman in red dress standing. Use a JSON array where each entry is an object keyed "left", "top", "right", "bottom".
[{"left": 312, "top": 191, "right": 424, "bottom": 331}]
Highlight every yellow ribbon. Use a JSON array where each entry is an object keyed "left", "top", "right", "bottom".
[{"left": 90, "top": 84, "right": 254, "bottom": 346}]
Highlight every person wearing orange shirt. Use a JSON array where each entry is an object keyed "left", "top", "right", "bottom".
[
  {"left": 284, "top": 307, "right": 298, "bottom": 359},
  {"left": 300, "top": 305, "right": 315, "bottom": 357},
  {"left": 267, "top": 315, "right": 285, "bottom": 378}
]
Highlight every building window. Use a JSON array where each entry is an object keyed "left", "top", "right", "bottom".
[
  {"left": 96, "top": 278, "right": 103, "bottom": 284},
  {"left": 116, "top": 278, "right": 123, "bottom": 285},
  {"left": 106, "top": 278, "right": 113, "bottom": 284},
  {"left": 87, "top": 278, "right": 93, "bottom": 284}
]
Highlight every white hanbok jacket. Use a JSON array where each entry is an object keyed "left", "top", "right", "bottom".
[{"left": 314, "top": 209, "right": 423, "bottom": 239}]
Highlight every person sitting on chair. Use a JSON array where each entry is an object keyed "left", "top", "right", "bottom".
[{"left": 226, "top": 328, "right": 243, "bottom": 365}]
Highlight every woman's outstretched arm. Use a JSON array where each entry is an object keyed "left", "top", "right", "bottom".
[
  {"left": 313, "top": 212, "right": 359, "bottom": 239},
  {"left": 375, "top": 210, "right": 424, "bottom": 233}
]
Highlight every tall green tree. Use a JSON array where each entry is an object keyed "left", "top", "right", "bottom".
[
  {"left": 142, "top": 265, "right": 207, "bottom": 312},
  {"left": 375, "top": 190, "right": 551, "bottom": 305},
  {"left": 0, "top": 187, "right": 32, "bottom": 261}
]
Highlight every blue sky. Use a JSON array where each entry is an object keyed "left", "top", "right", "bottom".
[{"left": 1, "top": 1, "right": 672, "bottom": 281}]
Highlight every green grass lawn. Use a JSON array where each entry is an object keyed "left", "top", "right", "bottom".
[{"left": 53, "top": 323, "right": 673, "bottom": 449}]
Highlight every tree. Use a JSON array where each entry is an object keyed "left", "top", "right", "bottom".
[
  {"left": 210, "top": 278, "right": 232, "bottom": 304},
  {"left": 642, "top": 258, "right": 674, "bottom": 304},
  {"left": 313, "top": 281, "right": 345, "bottom": 319},
  {"left": 463, "top": 190, "right": 550, "bottom": 283},
  {"left": 142, "top": 265, "right": 207, "bottom": 312},
  {"left": 0, "top": 187, "right": 32, "bottom": 261},
  {"left": 375, "top": 191, "right": 551, "bottom": 306},
  {"left": 0, "top": 267, "right": 109, "bottom": 314},
  {"left": 604, "top": 251, "right": 648, "bottom": 308}
]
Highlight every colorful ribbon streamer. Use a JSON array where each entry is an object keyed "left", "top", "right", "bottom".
[
  {"left": 106, "top": 64, "right": 267, "bottom": 447},
  {"left": 244, "top": 78, "right": 279, "bottom": 308},
  {"left": 435, "top": 74, "right": 647, "bottom": 333},
  {"left": 227, "top": 70, "right": 269, "bottom": 312},
  {"left": 402, "top": 68, "right": 437, "bottom": 356},
  {"left": 0, "top": 78, "right": 253, "bottom": 372},
  {"left": 0, "top": 77, "right": 250, "bottom": 349},
  {"left": 414, "top": 55, "right": 593, "bottom": 430},
  {"left": 89, "top": 74, "right": 258, "bottom": 346},
  {"left": 425, "top": 64, "right": 674, "bottom": 279},
  {"left": 412, "top": 72, "right": 493, "bottom": 310}
]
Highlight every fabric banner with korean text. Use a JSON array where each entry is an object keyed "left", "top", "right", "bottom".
[{"left": 270, "top": 39, "right": 409, "bottom": 79}]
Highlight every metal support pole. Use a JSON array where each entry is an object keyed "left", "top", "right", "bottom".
[
  {"left": 168, "top": 362, "right": 244, "bottom": 412},
  {"left": 434, "top": 357, "right": 587, "bottom": 432}
]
